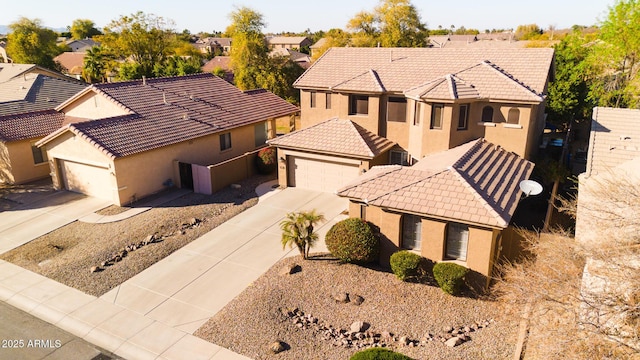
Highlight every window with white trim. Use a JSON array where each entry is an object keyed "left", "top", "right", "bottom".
[
  {"left": 446, "top": 223, "right": 469, "bottom": 261},
  {"left": 402, "top": 214, "right": 422, "bottom": 250}
]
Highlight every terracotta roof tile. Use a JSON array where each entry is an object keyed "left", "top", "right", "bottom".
[
  {"left": 40, "top": 73, "right": 298, "bottom": 158},
  {"left": 0, "top": 110, "right": 66, "bottom": 142},
  {"left": 267, "top": 118, "right": 395, "bottom": 158},
  {"left": 337, "top": 139, "right": 534, "bottom": 228},
  {"left": 0, "top": 74, "right": 86, "bottom": 116},
  {"left": 296, "top": 47, "right": 553, "bottom": 102}
]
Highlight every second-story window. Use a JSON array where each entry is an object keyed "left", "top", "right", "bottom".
[
  {"left": 349, "top": 95, "right": 369, "bottom": 115},
  {"left": 458, "top": 104, "right": 469, "bottom": 130},
  {"left": 325, "top": 93, "right": 332, "bottom": 109},
  {"left": 220, "top": 132, "right": 232, "bottom": 151},
  {"left": 507, "top": 107, "right": 520, "bottom": 124},
  {"left": 413, "top": 101, "right": 422, "bottom": 125},
  {"left": 430, "top": 103, "right": 444, "bottom": 129},
  {"left": 387, "top": 97, "right": 407, "bottom": 122},
  {"left": 310, "top": 91, "right": 317, "bottom": 108},
  {"left": 482, "top": 106, "right": 494, "bottom": 122}
]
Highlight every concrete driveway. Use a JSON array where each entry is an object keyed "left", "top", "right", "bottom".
[
  {"left": 0, "top": 191, "right": 111, "bottom": 254},
  {"left": 100, "top": 187, "right": 348, "bottom": 334}
]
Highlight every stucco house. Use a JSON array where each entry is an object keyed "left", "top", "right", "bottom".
[
  {"left": 54, "top": 52, "right": 86, "bottom": 80},
  {"left": 0, "top": 66, "right": 87, "bottom": 183},
  {"left": 37, "top": 73, "right": 298, "bottom": 206},
  {"left": 268, "top": 47, "right": 554, "bottom": 282},
  {"left": 267, "top": 36, "right": 312, "bottom": 51}
]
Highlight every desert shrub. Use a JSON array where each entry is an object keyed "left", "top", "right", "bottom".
[
  {"left": 255, "top": 147, "right": 277, "bottom": 174},
  {"left": 325, "top": 218, "right": 379, "bottom": 263},
  {"left": 433, "top": 262, "right": 468, "bottom": 295},
  {"left": 390, "top": 250, "right": 423, "bottom": 281},
  {"left": 350, "top": 348, "right": 413, "bottom": 360}
]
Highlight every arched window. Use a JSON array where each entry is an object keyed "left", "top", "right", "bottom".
[
  {"left": 481, "top": 106, "right": 493, "bottom": 122},
  {"left": 507, "top": 108, "right": 520, "bottom": 124}
]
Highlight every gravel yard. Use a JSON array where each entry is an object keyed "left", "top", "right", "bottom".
[
  {"left": 0, "top": 175, "right": 273, "bottom": 297},
  {"left": 195, "top": 255, "right": 519, "bottom": 360}
]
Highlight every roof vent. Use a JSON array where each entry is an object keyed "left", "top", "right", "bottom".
[
  {"left": 163, "top": 91, "right": 168, "bottom": 105},
  {"left": 142, "top": 76, "right": 146, "bottom": 85}
]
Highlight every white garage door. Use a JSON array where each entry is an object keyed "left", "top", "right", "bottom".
[
  {"left": 59, "top": 159, "right": 112, "bottom": 200},
  {"left": 288, "top": 156, "right": 360, "bottom": 192}
]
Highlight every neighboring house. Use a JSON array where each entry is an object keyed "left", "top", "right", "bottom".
[
  {"left": 430, "top": 33, "right": 517, "bottom": 48},
  {"left": 0, "top": 63, "right": 71, "bottom": 83},
  {"left": 267, "top": 36, "right": 312, "bottom": 51},
  {"left": 201, "top": 56, "right": 233, "bottom": 82},
  {"left": 575, "top": 107, "right": 640, "bottom": 350},
  {"left": 37, "top": 73, "right": 299, "bottom": 206},
  {"left": 194, "top": 38, "right": 232, "bottom": 55},
  {"left": 336, "top": 138, "right": 533, "bottom": 288},
  {"left": 0, "top": 67, "right": 87, "bottom": 183},
  {"left": 309, "top": 38, "right": 327, "bottom": 58},
  {"left": 0, "top": 41, "right": 10, "bottom": 63},
  {"left": 53, "top": 52, "right": 86, "bottom": 80},
  {"left": 66, "top": 39, "right": 99, "bottom": 52},
  {"left": 269, "top": 47, "right": 553, "bottom": 281},
  {"left": 269, "top": 48, "right": 311, "bottom": 69}
]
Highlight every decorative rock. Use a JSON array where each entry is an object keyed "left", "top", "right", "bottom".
[
  {"left": 279, "top": 264, "right": 301, "bottom": 276},
  {"left": 351, "top": 294, "right": 364, "bottom": 306},
  {"left": 399, "top": 336, "right": 409, "bottom": 345},
  {"left": 269, "top": 341, "right": 286, "bottom": 354},
  {"left": 333, "top": 292, "right": 350, "bottom": 303},
  {"left": 100, "top": 261, "right": 110, "bottom": 267},
  {"left": 90, "top": 266, "right": 100, "bottom": 273},
  {"left": 114, "top": 255, "right": 122, "bottom": 262},
  {"left": 445, "top": 337, "right": 464, "bottom": 347},
  {"left": 350, "top": 321, "right": 368, "bottom": 333},
  {"left": 443, "top": 326, "right": 454, "bottom": 333},
  {"left": 188, "top": 218, "right": 199, "bottom": 226},
  {"left": 144, "top": 235, "right": 155, "bottom": 244}
]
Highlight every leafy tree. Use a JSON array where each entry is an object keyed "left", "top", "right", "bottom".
[
  {"left": 280, "top": 210, "right": 325, "bottom": 259},
  {"left": 6, "top": 17, "right": 62, "bottom": 69},
  {"left": 515, "top": 24, "right": 543, "bottom": 40},
  {"left": 259, "top": 55, "right": 305, "bottom": 104},
  {"left": 152, "top": 55, "right": 202, "bottom": 77},
  {"left": 227, "top": 6, "right": 268, "bottom": 91},
  {"left": 98, "top": 11, "right": 179, "bottom": 79},
  {"left": 70, "top": 19, "right": 102, "bottom": 40},
  {"left": 82, "top": 45, "right": 114, "bottom": 83},
  {"left": 310, "top": 28, "right": 352, "bottom": 61},
  {"left": 589, "top": 0, "right": 640, "bottom": 108}
]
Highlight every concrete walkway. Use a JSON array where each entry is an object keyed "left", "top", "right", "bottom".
[{"left": 0, "top": 185, "right": 348, "bottom": 360}]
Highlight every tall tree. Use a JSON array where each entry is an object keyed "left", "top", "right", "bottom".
[
  {"left": 589, "top": 0, "right": 640, "bottom": 108},
  {"left": 311, "top": 28, "right": 351, "bottom": 61},
  {"left": 226, "top": 6, "right": 268, "bottom": 91},
  {"left": 82, "top": 45, "right": 114, "bottom": 83},
  {"left": 70, "top": 19, "right": 102, "bottom": 40},
  {"left": 6, "top": 17, "right": 61, "bottom": 69},
  {"left": 98, "top": 12, "right": 178, "bottom": 79}
]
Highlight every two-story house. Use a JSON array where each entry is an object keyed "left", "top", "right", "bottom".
[{"left": 268, "top": 47, "right": 554, "bottom": 288}]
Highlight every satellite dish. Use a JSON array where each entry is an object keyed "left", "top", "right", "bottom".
[{"left": 519, "top": 180, "right": 543, "bottom": 197}]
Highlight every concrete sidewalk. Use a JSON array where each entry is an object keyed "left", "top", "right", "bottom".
[{"left": 0, "top": 186, "right": 348, "bottom": 359}]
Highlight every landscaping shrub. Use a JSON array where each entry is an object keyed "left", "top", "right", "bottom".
[
  {"left": 255, "top": 147, "right": 277, "bottom": 174},
  {"left": 390, "top": 250, "right": 423, "bottom": 281},
  {"left": 433, "top": 262, "right": 469, "bottom": 295},
  {"left": 350, "top": 348, "right": 413, "bottom": 360},
  {"left": 325, "top": 218, "right": 379, "bottom": 263}
]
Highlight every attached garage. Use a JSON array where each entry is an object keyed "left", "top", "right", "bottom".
[
  {"left": 58, "top": 159, "right": 113, "bottom": 200},
  {"left": 287, "top": 156, "right": 360, "bottom": 192}
]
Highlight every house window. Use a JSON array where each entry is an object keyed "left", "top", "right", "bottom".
[
  {"left": 220, "top": 132, "right": 232, "bottom": 151},
  {"left": 387, "top": 97, "right": 407, "bottom": 122},
  {"left": 402, "top": 214, "right": 422, "bottom": 250},
  {"left": 254, "top": 122, "right": 268, "bottom": 147},
  {"left": 430, "top": 103, "right": 444, "bottom": 129},
  {"left": 325, "top": 93, "right": 332, "bottom": 109},
  {"left": 413, "top": 101, "right": 422, "bottom": 126},
  {"left": 390, "top": 150, "right": 409, "bottom": 165},
  {"left": 349, "top": 95, "right": 369, "bottom": 115},
  {"left": 310, "top": 91, "right": 317, "bottom": 108},
  {"left": 446, "top": 223, "right": 469, "bottom": 261},
  {"left": 481, "top": 106, "right": 494, "bottom": 122},
  {"left": 31, "top": 143, "right": 47, "bottom": 164},
  {"left": 360, "top": 204, "right": 367, "bottom": 220},
  {"left": 507, "top": 108, "right": 520, "bottom": 124},
  {"left": 458, "top": 104, "right": 469, "bottom": 130}
]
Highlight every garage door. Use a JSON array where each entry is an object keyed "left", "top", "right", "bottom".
[
  {"left": 59, "top": 159, "right": 113, "bottom": 200},
  {"left": 288, "top": 156, "right": 360, "bottom": 192}
]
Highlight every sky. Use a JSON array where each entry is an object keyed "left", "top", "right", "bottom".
[{"left": 1, "top": 0, "right": 614, "bottom": 34}]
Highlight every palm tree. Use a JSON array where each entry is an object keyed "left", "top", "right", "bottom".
[
  {"left": 82, "top": 46, "right": 114, "bottom": 83},
  {"left": 280, "top": 210, "right": 325, "bottom": 259}
]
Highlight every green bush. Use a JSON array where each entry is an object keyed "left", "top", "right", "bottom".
[
  {"left": 433, "top": 262, "right": 469, "bottom": 295},
  {"left": 325, "top": 218, "right": 379, "bottom": 264},
  {"left": 390, "top": 250, "right": 423, "bottom": 281},
  {"left": 350, "top": 348, "right": 413, "bottom": 360},
  {"left": 255, "top": 147, "right": 277, "bottom": 174}
]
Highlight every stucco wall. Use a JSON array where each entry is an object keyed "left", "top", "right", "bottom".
[
  {"left": 2, "top": 139, "right": 51, "bottom": 184},
  {"left": 62, "top": 92, "right": 131, "bottom": 120}
]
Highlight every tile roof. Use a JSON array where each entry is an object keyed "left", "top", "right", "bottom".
[
  {"left": 0, "top": 74, "right": 87, "bottom": 116},
  {"left": 295, "top": 47, "right": 553, "bottom": 102},
  {"left": 201, "top": 56, "right": 232, "bottom": 72},
  {"left": 40, "top": 73, "right": 299, "bottom": 158},
  {"left": 268, "top": 36, "right": 310, "bottom": 45},
  {"left": 54, "top": 52, "right": 86, "bottom": 75},
  {"left": 337, "top": 139, "right": 534, "bottom": 228},
  {"left": 587, "top": 107, "right": 640, "bottom": 177},
  {"left": 267, "top": 118, "right": 395, "bottom": 158},
  {"left": 0, "top": 63, "right": 68, "bottom": 83},
  {"left": 0, "top": 109, "right": 66, "bottom": 142}
]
